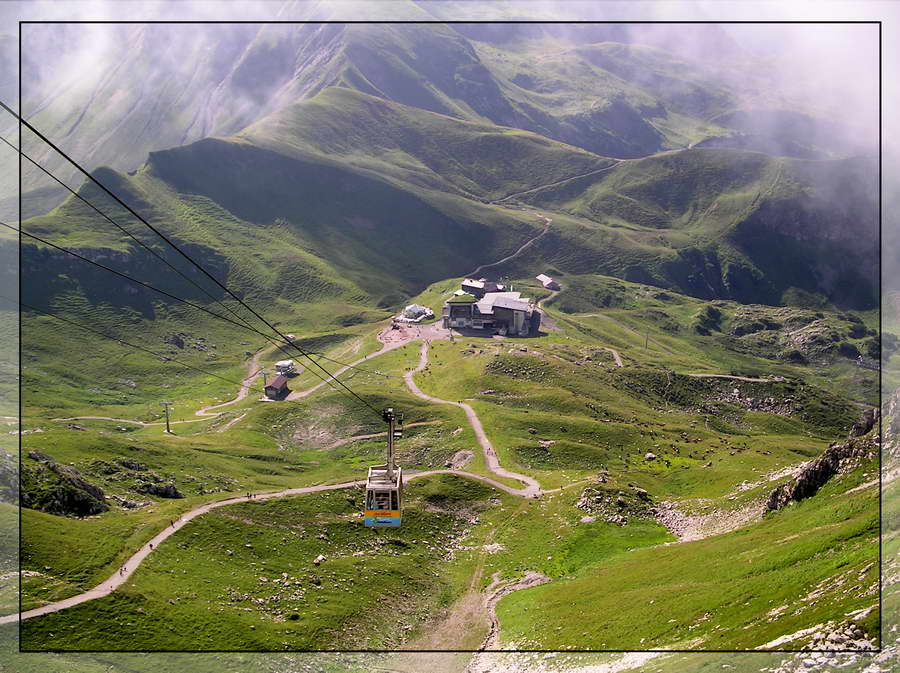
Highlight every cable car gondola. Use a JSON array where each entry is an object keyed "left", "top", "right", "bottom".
[{"left": 364, "top": 407, "right": 404, "bottom": 528}]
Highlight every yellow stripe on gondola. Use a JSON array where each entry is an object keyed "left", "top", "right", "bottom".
[{"left": 364, "top": 510, "right": 400, "bottom": 518}]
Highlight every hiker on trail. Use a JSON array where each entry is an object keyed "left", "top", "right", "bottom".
[
  {"left": 170, "top": 520, "right": 174, "bottom": 528},
  {"left": 149, "top": 543, "right": 153, "bottom": 550}
]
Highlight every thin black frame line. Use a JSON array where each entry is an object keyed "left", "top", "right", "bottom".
[
  {"left": 20, "top": 20, "right": 883, "bottom": 25},
  {"left": 878, "top": 18, "right": 884, "bottom": 654},
  {"left": 2, "top": 296, "right": 267, "bottom": 395},
  {"left": 15, "top": 17, "right": 884, "bottom": 656},
  {"left": 17, "top": 647, "right": 885, "bottom": 654},
  {"left": 16, "top": 15, "right": 21, "bottom": 650}
]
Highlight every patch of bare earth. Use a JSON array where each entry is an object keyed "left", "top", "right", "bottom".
[
  {"left": 290, "top": 404, "right": 362, "bottom": 449},
  {"left": 655, "top": 499, "right": 765, "bottom": 542},
  {"left": 448, "top": 449, "right": 475, "bottom": 469}
]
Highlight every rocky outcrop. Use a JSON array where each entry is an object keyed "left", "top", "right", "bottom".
[
  {"left": 849, "top": 407, "right": 878, "bottom": 438},
  {"left": 576, "top": 482, "right": 654, "bottom": 525},
  {"left": 134, "top": 481, "right": 184, "bottom": 498},
  {"left": 22, "top": 451, "right": 108, "bottom": 517},
  {"left": 767, "top": 411, "right": 878, "bottom": 512}
]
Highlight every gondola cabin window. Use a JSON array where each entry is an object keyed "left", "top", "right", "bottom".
[{"left": 364, "top": 465, "right": 403, "bottom": 528}]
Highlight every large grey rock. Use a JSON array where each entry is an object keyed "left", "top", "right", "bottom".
[{"left": 134, "top": 481, "right": 184, "bottom": 498}]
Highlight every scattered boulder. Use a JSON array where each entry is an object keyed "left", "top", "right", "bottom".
[
  {"left": 27, "top": 450, "right": 53, "bottom": 463},
  {"left": 134, "top": 481, "right": 184, "bottom": 498},
  {"left": 644, "top": 452, "right": 657, "bottom": 461},
  {"left": 313, "top": 555, "right": 326, "bottom": 566},
  {"left": 165, "top": 333, "right": 186, "bottom": 349},
  {"left": 446, "top": 450, "right": 474, "bottom": 469},
  {"left": 109, "top": 495, "right": 149, "bottom": 509},
  {"left": 116, "top": 458, "right": 148, "bottom": 472}
]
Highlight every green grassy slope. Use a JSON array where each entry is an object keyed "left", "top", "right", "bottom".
[
  {"left": 24, "top": 89, "right": 876, "bottom": 316},
  {"left": 497, "top": 457, "right": 878, "bottom": 650},
  {"left": 512, "top": 149, "right": 877, "bottom": 309},
  {"left": 22, "top": 475, "right": 508, "bottom": 650},
  {"left": 239, "top": 87, "right": 616, "bottom": 202}
]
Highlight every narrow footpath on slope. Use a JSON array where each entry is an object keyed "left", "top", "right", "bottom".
[
  {"left": 51, "top": 345, "right": 276, "bottom": 429},
  {"left": 465, "top": 215, "right": 552, "bottom": 279},
  {"left": 404, "top": 341, "right": 542, "bottom": 499},
  {"left": 1, "top": 466, "right": 539, "bottom": 625}
]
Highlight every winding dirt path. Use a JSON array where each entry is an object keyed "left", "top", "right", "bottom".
[
  {"left": 404, "top": 341, "right": 542, "bottom": 498},
  {"left": 1, "top": 467, "right": 541, "bottom": 625},
  {"left": 193, "top": 347, "right": 269, "bottom": 417},
  {"left": 479, "top": 571, "right": 551, "bottom": 649},
  {"left": 535, "top": 289, "right": 558, "bottom": 309},
  {"left": 489, "top": 164, "right": 619, "bottom": 204},
  {"left": 284, "top": 323, "right": 447, "bottom": 402},
  {"left": 465, "top": 216, "right": 551, "bottom": 279},
  {"left": 606, "top": 347, "right": 624, "bottom": 367},
  {"left": 50, "top": 415, "right": 207, "bottom": 428},
  {"left": 51, "top": 346, "right": 274, "bottom": 429},
  {"left": 684, "top": 373, "right": 782, "bottom": 383}
]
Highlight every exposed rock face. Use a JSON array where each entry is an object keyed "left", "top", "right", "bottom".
[
  {"left": 116, "top": 458, "right": 148, "bottom": 472},
  {"left": 134, "top": 481, "right": 184, "bottom": 498},
  {"left": 22, "top": 451, "right": 108, "bottom": 517},
  {"left": 849, "top": 407, "right": 878, "bottom": 438},
  {"left": 886, "top": 387, "right": 900, "bottom": 464},
  {"left": 766, "top": 415, "right": 878, "bottom": 512}
]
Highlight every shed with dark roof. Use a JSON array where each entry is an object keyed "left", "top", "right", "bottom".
[{"left": 264, "top": 374, "right": 290, "bottom": 400}]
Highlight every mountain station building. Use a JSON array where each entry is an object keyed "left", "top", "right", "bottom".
[
  {"left": 460, "top": 277, "right": 506, "bottom": 299},
  {"left": 442, "top": 284, "right": 536, "bottom": 337}
]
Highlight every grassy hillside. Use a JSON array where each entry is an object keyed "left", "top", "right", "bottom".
[
  {"left": 497, "top": 453, "right": 877, "bottom": 650},
  {"left": 11, "top": 23, "right": 881, "bottom": 658},
  {"left": 514, "top": 149, "right": 877, "bottom": 309},
  {"left": 239, "top": 87, "right": 616, "bottom": 202},
  {"left": 16, "top": 261, "right": 880, "bottom": 652},
  {"left": 22, "top": 89, "right": 876, "bottom": 318}
]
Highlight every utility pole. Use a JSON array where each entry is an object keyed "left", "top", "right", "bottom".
[
  {"left": 645, "top": 330, "right": 649, "bottom": 350},
  {"left": 382, "top": 407, "right": 403, "bottom": 481},
  {"left": 161, "top": 401, "right": 172, "bottom": 434},
  {"left": 260, "top": 368, "right": 267, "bottom": 386}
]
